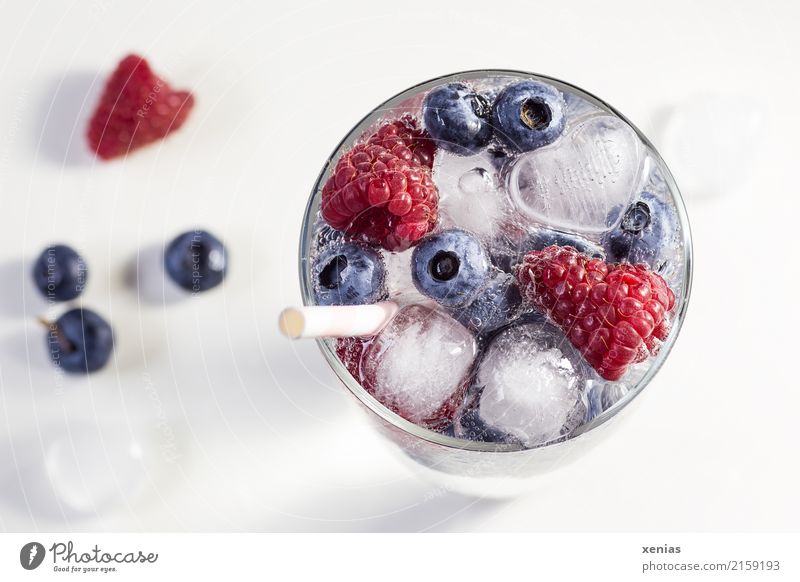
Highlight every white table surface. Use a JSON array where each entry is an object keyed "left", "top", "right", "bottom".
[{"left": 0, "top": 0, "right": 798, "bottom": 532}]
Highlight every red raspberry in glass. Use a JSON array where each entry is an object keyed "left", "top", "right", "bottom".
[
  {"left": 515, "top": 245, "right": 676, "bottom": 381},
  {"left": 320, "top": 120, "right": 439, "bottom": 252},
  {"left": 365, "top": 116, "right": 436, "bottom": 169},
  {"left": 335, "top": 336, "right": 368, "bottom": 380}
]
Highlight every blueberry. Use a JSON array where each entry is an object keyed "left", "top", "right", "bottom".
[
  {"left": 440, "top": 423, "right": 457, "bottom": 437},
  {"left": 422, "top": 83, "right": 493, "bottom": 155},
  {"left": 313, "top": 242, "right": 386, "bottom": 306},
  {"left": 46, "top": 308, "right": 114, "bottom": 373},
  {"left": 601, "top": 191, "right": 678, "bottom": 269},
  {"left": 525, "top": 229, "right": 604, "bottom": 257},
  {"left": 490, "top": 228, "right": 603, "bottom": 273},
  {"left": 456, "top": 407, "right": 519, "bottom": 445},
  {"left": 587, "top": 382, "right": 628, "bottom": 419},
  {"left": 450, "top": 270, "right": 522, "bottom": 336},
  {"left": 31, "top": 244, "right": 87, "bottom": 301},
  {"left": 164, "top": 230, "right": 227, "bottom": 292},
  {"left": 492, "top": 81, "right": 566, "bottom": 152},
  {"left": 411, "top": 229, "right": 490, "bottom": 308}
]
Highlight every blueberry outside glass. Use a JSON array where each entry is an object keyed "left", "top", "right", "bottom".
[{"left": 298, "top": 70, "right": 692, "bottom": 497}]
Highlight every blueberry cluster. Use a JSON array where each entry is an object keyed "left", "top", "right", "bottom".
[
  {"left": 30, "top": 230, "right": 227, "bottom": 375},
  {"left": 422, "top": 80, "right": 567, "bottom": 156}
]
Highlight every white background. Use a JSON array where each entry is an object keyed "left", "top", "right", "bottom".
[{"left": 0, "top": 0, "right": 798, "bottom": 532}]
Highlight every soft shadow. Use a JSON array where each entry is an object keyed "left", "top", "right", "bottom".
[
  {"left": 0, "top": 431, "right": 87, "bottom": 524},
  {"left": 0, "top": 421, "right": 181, "bottom": 527},
  {"left": 0, "top": 258, "right": 50, "bottom": 318},
  {"left": 34, "top": 71, "right": 101, "bottom": 166},
  {"left": 646, "top": 104, "right": 675, "bottom": 149},
  {"left": 0, "top": 326, "right": 55, "bottom": 375},
  {"left": 256, "top": 479, "right": 505, "bottom": 532},
  {"left": 244, "top": 336, "right": 352, "bottom": 436},
  {"left": 227, "top": 336, "right": 506, "bottom": 532},
  {"left": 125, "top": 244, "right": 186, "bottom": 305}
]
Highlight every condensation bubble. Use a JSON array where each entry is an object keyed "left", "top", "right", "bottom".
[{"left": 458, "top": 167, "right": 494, "bottom": 196}]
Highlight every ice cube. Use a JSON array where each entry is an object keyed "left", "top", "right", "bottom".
[
  {"left": 314, "top": 221, "right": 344, "bottom": 251},
  {"left": 508, "top": 114, "right": 643, "bottom": 235},
  {"left": 563, "top": 91, "right": 603, "bottom": 128},
  {"left": 362, "top": 304, "right": 477, "bottom": 429},
  {"left": 454, "top": 407, "right": 519, "bottom": 444},
  {"left": 474, "top": 322, "right": 589, "bottom": 447},
  {"left": 380, "top": 248, "right": 426, "bottom": 304},
  {"left": 458, "top": 167, "right": 493, "bottom": 194},
  {"left": 434, "top": 149, "right": 512, "bottom": 239}
]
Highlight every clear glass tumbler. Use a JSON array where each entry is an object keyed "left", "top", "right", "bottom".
[{"left": 298, "top": 70, "right": 692, "bottom": 497}]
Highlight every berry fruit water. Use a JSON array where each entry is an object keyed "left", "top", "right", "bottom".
[{"left": 299, "top": 71, "right": 691, "bottom": 456}]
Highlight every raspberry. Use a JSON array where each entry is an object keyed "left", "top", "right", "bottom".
[
  {"left": 365, "top": 116, "right": 436, "bottom": 169},
  {"left": 515, "top": 246, "right": 676, "bottom": 381},
  {"left": 87, "top": 54, "right": 194, "bottom": 160},
  {"left": 335, "top": 336, "right": 367, "bottom": 379},
  {"left": 321, "top": 120, "right": 439, "bottom": 252}
]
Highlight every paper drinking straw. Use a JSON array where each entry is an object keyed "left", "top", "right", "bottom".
[{"left": 278, "top": 301, "right": 398, "bottom": 339}]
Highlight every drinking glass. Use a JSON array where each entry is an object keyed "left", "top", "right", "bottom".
[{"left": 297, "top": 70, "right": 692, "bottom": 497}]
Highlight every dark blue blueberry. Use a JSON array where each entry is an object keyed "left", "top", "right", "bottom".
[
  {"left": 490, "top": 228, "right": 603, "bottom": 273},
  {"left": 422, "top": 83, "right": 493, "bottom": 155},
  {"left": 46, "top": 308, "right": 114, "bottom": 373},
  {"left": 492, "top": 81, "right": 566, "bottom": 152},
  {"left": 440, "top": 423, "right": 457, "bottom": 437},
  {"left": 450, "top": 270, "right": 522, "bottom": 336},
  {"left": 587, "top": 382, "right": 628, "bottom": 419},
  {"left": 411, "top": 229, "right": 490, "bottom": 308},
  {"left": 601, "top": 191, "right": 678, "bottom": 269},
  {"left": 456, "top": 407, "right": 519, "bottom": 444},
  {"left": 164, "top": 230, "right": 227, "bottom": 293},
  {"left": 313, "top": 242, "right": 386, "bottom": 306},
  {"left": 526, "top": 229, "right": 604, "bottom": 257},
  {"left": 31, "top": 244, "right": 87, "bottom": 301}
]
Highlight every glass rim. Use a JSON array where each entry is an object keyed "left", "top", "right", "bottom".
[{"left": 297, "top": 68, "right": 694, "bottom": 454}]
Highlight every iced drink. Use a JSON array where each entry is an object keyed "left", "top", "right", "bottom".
[{"left": 297, "top": 71, "right": 691, "bottom": 459}]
